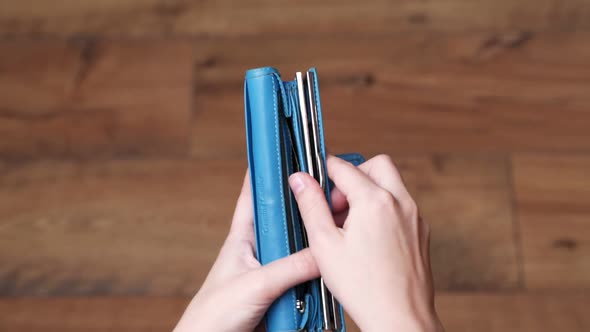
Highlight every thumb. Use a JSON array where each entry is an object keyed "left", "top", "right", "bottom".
[
  {"left": 248, "top": 248, "right": 319, "bottom": 302},
  {"left": 288, "top": 172, "right": 340, "bottom": 245}
]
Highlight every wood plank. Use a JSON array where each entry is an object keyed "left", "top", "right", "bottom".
[
  {"left": 191, "top": 33, "right": 590, "bottom": 158},
  {"left": 0, "top": 155, "right": 516, "bottom": 295},
  {"left": 1, "top": 293, "right": 589, "bottom": 332},
  {"left": 0, "top": 297, "right": 188, "bottom": 332},
  {"left": 0, "top": 159, "right": 246, "bottom": 295},
  {"left": 436, "top": 292, "right": 590, "bottom": 332},
  {"left": 1, "top": 1, "right": 590, "bottom": 37},
  {"left": 513, "top": 154, "right": 590, "bottom": 289},
  {"left": 0, "top": 39, "right": 193, "bottom": 159},
  {"left": 395, "top": 155, "right": 518, "bottom": 290}
]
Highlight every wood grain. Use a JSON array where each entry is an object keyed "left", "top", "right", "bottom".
[
  {"left": 1, "top": 293, "right": 589, "bottom": 332},
  {"left": 191, "top": 33, "right": 590, "bottom": 158},
  {"left": 0, "top": 155, "right": 516, "bottom": 295},
  {"left": 513, "top": 154, "right": 590, "bottom": 289},
  {"left": 0, "top": 1, "right": 588, "bottom": 330},
  {"left": 436, "top": 292, "right": 590, "bottom": 332},
  {"left": 0, "top": 297, "right": 188, "bottom": 332},
  {"left": 0, "top": 39, "right": 193, "bottom": 159},
  {"left": 394, "top": 155, "right": 518, "bottom": 290},
  {"left": 1, "top": 0, "right": 590, "bottom": 37},
  {"left": 0, "top": 159, "right": 246, "bottom": 295}
]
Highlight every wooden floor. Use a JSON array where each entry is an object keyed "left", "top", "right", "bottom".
[{"left": 1, "top": 1, "right": 589, "bottom": 331}]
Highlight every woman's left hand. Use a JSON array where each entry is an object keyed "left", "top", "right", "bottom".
[{"left": 174, "top": 172, "right": 320, "bottom": 332}]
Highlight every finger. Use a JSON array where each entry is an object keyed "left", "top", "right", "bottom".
[
  {"left": 357, "top": 154, "right": 412, "bottom": 203},
  {"left": 419, "top": 216, "right": 432, "bottom": 273},
  {"left": 333, "top": 210, "right": 348, "bottom": 228},
  {"left": 247, "top": 248, "right": 320, "bottom": 302},
  {"left": 228, "top": 170, "right": 255, "bottom": 243},
  {"left": 330, "top": 186, "right": 348, "bottom": 214},
  {"left": 326, "top": 155, "right": 381, "bottom": 204},
  {"left": 289, "top": 172, "right": 340, "bottom": 244}
]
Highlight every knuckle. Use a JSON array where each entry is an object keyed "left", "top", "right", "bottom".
[
  {"left": 300, "top": 188, "right": 324, "bottom": 218},
  {"left": 373, "top": 154, "right": 397, "bottom": 172},
  {"left": 420, "top": 216, "right": 431, "bottom": 234},
  {"left": 373, "top": 154, "right": 394, "bottom": 166},
  {"left": 371, "top": 154, "right": 402, "bottom": 179},
  {"left": 372, "top": 189, "right": 396, "bottom": 210},
  {"left": 291, "top": 250, "right": 316, "bottom": 275},
  {"left": 405, "top": 199, "right": 419, "bottom": 217},
  {"left": 252, "top": 272, "right": 272, "bottom": 295}
]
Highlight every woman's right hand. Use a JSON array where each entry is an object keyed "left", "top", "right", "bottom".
[{"left": 288, "top": 155, "right": 444, "bottom": 332}]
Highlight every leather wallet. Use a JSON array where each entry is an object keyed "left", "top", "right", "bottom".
[{"left": 244, "top": 67, "right": 364, "bottom": 332}]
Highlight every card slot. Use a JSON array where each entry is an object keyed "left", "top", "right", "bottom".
[
  {"left": 285, "top": 75, "right": 329, "bottom": 330},
  {"left": 280, "top": 122, "right": 297, "bottom": 257},
  {"left": 283, "top": 86, "right": 322, "bottom": 320},
  {"left": 285, "top": 81, "right": 309, "bottom": 174},
  {"left": 281, "top": 109, "right": 313, "bottom": 317}
]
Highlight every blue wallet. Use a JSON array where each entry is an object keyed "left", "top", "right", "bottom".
[{"left": 244, "top": 67, "right": 364, "bottom": 332}]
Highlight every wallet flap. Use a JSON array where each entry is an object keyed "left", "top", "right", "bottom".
[{"left": 245, "top": 67, "right": 303, "bottom": 330}]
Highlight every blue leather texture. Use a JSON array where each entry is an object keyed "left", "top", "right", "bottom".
[{"left": 244, "top": 66, "right": 364, "bottom": 332}]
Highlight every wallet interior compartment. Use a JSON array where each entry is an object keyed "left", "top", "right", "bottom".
[
  {"left": 279, "top": 82, "right": 325, "bottom": 330},
  {"left": 281, "top": 79, "right": 310, "bottom": 256},
  {"left": 280, "top": 114, "right": 308, "bottom": 284}
]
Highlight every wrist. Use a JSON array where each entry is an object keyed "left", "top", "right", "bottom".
[
  {"left": 360, "top": 312, "right": 442, "bottom": 332},
  {"left": 357, "top": 294, "right": 442, "bottom": 332}
]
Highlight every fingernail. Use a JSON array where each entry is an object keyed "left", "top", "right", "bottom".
[{"left": 289, "top": 173, "right": 306, "bottom": 194}]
